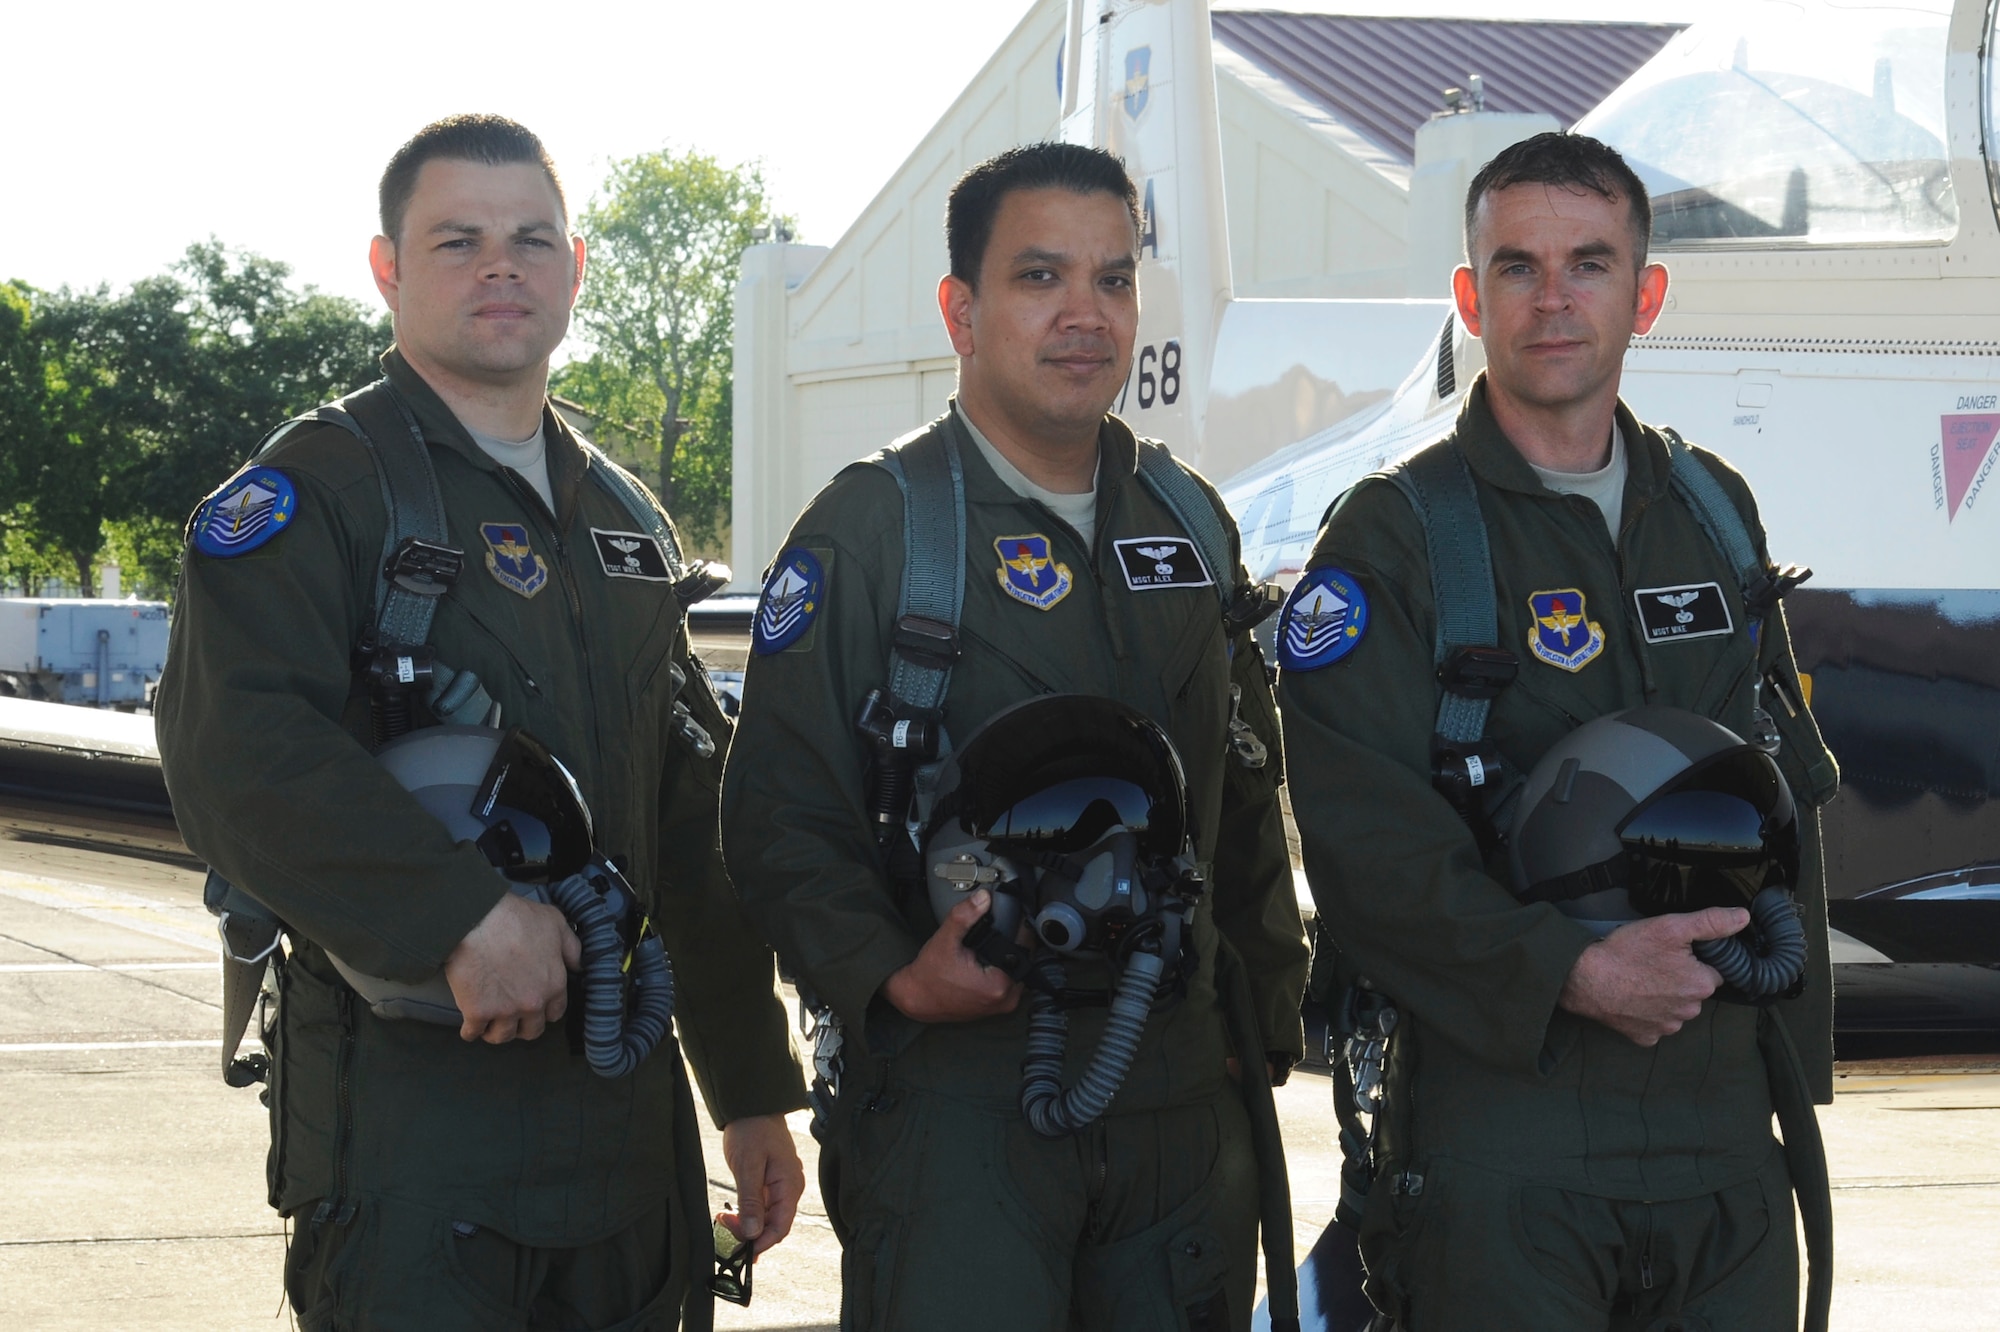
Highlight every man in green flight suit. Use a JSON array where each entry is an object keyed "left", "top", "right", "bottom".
[
  {"left": 156, "top": 115, "right": 808, "bottom": 1330},
  {"left": 720, "top": 143, "right": 1309, "bottom": 1331},
  {"left": 1277, "top": 133, "right": 1839, "bottom": 1330}
]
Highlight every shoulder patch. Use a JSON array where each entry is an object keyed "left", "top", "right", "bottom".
[
  {"left": 994, "top": 534, "right": 1074, "bottom": 611},
  {"left": 191, "top": 467, "right": 297, "bottom": 558},
  {"left": 1278, "top": 567, "right": 1369, "bottom": 671},
  {"left": 753, "top": 547, "right": 827, "bottom": 654},
  {"left": 1527, "top": 588, "right": 1605, "bottom": 671}
]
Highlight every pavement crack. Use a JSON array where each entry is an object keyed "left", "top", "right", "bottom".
[
  {"left": 0, "top": 1231, "right": 280, "bottom": 1248},
  {"left": 0, "top": 929, "right": 221, "bottom": 1012}
]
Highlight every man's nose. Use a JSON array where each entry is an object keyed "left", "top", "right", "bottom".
[
  {"left": 1533, "top": 269, "right": 1571, "bottom": 310},
  {"left": 479, "top": 244, "right": 521, "bottom": 282},
  {"left": 1058, "top": 281, "right": 1111, "bottom": 331}
]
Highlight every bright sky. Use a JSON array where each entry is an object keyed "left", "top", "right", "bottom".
[{"left": 4, "top": 0, "right": 1708, "bottom": 315}]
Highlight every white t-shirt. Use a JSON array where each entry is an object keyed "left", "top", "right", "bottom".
[
  {"left": 954, "top": 403, "right": 1100, "bottom": 548},
  {"left": 469, "top": 422, "right": 554, "bottom": 513},
  {"left": 1529, "top": 425, "right": 1627, "bottom": 541}
]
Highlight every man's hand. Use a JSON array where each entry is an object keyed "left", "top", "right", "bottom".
[
  {"left": 881, "top": 888, "right": 1023, "bottom": 1023},
  {"left": 719, "top": 1114, "right": 805, "bottom": 1256},
  {"left": 1558, "top": 907, "right": 1748, "bottom": 1046},
  {"left": 443, "top": 891, "right": 581, "bottom": 1044}
]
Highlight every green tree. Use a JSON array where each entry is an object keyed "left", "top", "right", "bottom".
[
  {"left": 556, "top": 148, "right": 787, "bottom": 548},
  {"left": 6, "top": 242, "right": 389, "bottom": 596}
]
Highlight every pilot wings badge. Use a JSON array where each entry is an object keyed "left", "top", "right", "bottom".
[
  {"left": 752, "top": 547, "right": 826, "bottom": 655},
  {"left": 1527, "top": 588, "right": 1605, "bottom": 671},
  {"left": 995, "top": 534, "right": 1073, "bottom": 611},
  {"left": 1277, "top": 567, "right": 1369, "bottom": 672},
  {"left": 192, "top": 466, "right": 297, "bottom": 558}
]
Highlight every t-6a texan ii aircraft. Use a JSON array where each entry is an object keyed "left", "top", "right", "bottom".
[{"left": 1067, "top": 0, "right": 2000, "bottom": 1057}]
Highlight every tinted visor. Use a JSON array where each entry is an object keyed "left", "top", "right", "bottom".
[
  {"left": 1618, "top": 744, "right": 1796, "bottom": 913},
  {"left": 931, "top": 695, "right": 1188, "bottom": 859},
  {"left": 471, "top": 728, "right": 595, "bottom": 881}
]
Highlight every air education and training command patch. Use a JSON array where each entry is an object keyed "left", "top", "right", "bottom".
[
  {"left": 753, "top": 548, "right": 825, "bottom": 655},
  {"left": 1528, "top": 588, "right": 1605, "bottom": 672},
  {"left": 1277, "top": 567, "right": 1369, "bottom": 671},
  {"left": 995, "top": 534, "right": 1073, "bottom": 611},
  {"left": 480, "top": 522, "right": 548, "bottom": 599},
  {"left": 192, "top": 467, "right": 297, "bottom": 558}
]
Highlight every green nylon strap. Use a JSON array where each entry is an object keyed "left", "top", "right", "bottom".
[
  {"left": 873, "top": 426, "right": 967, "bottom": 717},
  {"left": 1133, "top": 440, "right": 1233, "bottom": 611},
  {"left": 332, "top": 381, "right": 452, "bottom": 648},
  {"left": 1384, "top": 442, "right": 1497, "bottom": 745},
  {"left": 1660, "top": 427, "right": 1763, "bottom": 592}
]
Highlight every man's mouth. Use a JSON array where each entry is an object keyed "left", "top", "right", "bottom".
[{"left": 473, "top": 304, "right": 533, "bottom": 320}]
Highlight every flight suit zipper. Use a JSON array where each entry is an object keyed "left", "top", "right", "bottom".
[
  {"left": 500, "top": 471, "right": 603, "bottom": 794},
  {"left": 311, "top": 985, "right": 357, "bottom": 1227}
]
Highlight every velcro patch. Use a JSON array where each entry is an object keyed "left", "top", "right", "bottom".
[
  {"left": 1277, "top": 567, "right": 1369, "bottom": 671},
  {"left": 752, "top": 547, "right": 827, "bottom": 654},
  {"left": 1634, "top": 581, "right": 1734, "bottom": 644},
  {"left": 590, "top": 528, "right": 673, "bottom": 582},
  {"left": 1112, "top": 537, "right": 1214, "bottom": 592},
  {"left": 192, "top": 467, "right": 296, "bottom": 558}
]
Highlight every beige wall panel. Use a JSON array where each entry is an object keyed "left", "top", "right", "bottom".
[{"left": 796, "top": 374, "right": 925, "bottom": 498}]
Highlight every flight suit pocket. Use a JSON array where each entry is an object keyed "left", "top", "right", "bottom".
[{"left": 1356, "top": 1156, "right": 1450, "bottom": 1322}]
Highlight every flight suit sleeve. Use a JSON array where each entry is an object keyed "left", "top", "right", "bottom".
[
  {"left": 721, "top": 471, "right": 923, "bottom": 1055},
  {"left": 1277, "top": 481, "right": 1595, "bottom": 1075},
  {"left": 649, "top": 657, "right": 810, "bottom": 1126},
  {"left": 155, "top": 448, "right": 507, "bottom": 982},
  {"left": 1198, "top": 489, "right": 1309, "bottom": 1070},
  {"left": 1697, "top": 447, "right": 1840, "bottom": 1101}
]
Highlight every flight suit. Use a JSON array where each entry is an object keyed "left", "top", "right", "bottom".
[
  {"left": 156, "top": 350, "right": 808, "bottom": 1331},
  {"left": 1278, "top": 378, "right": 1838, "bottom": 1331},
  {"left": 720, "top": 407, "right": 1309, "bottom": 1332}
]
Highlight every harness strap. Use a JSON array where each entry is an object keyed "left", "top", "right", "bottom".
[
  {"left": 872, "top": 426, "right": 967, "bottom": 718},
  {"left": 1660, "top": 428, "right": 1762, "bottom": 591},
  {"left": 582, "top": 443, "right": 688, "bottom": 583},
  {"left": 1134, "top": 439, "right": 1233, "bottom": 611},
  {"left": 1383, "top": 442, "right": 1498, "bottom": 745}
]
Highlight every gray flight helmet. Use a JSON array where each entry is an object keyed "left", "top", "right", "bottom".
[
  {"left": 327, "top": 725, "right": 595, "bottom": 1022},
  {"left": 1507, "top": 706, "right": 1798, "bottom": 937}
]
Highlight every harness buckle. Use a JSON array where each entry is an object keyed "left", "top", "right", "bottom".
[
  {"left": 891, "top": 614, "right": 960, "bottom": 671},
  {"left": 1437, "top": 644, "right": 1518, "bottom": 699},
  {"left": 1222, "top": 581, "right": 1284, "bottom": 638},
  {"left": 384, "top": 537, "right": 463, "bottom": 597},
  {"left": 1745, "top": 563, "right": 1812, "bottom": 618}
]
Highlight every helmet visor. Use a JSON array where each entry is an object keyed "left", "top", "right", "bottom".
[
  {"left": 1618, "top": 745, "right": 1797, "bottom": 912},
  {"left": 472, "top": 728, "right": 595, "bottom": 881}
]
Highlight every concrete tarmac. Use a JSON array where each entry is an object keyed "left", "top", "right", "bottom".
[{"left": 1, "top": 794, "right": 1994, "bottom": 1331}]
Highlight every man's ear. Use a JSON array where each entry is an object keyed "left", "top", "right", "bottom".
[
  {"left": 938, "top": 273, "right": 976, "bottom": 357},
  {"left": 1633, "top": 262, "right": 1669, "bottom": 336},
  {"left": 1451, "top": 265, "right": 1481, "bottom": 338},
  {"left": 571, "top": 234, "right": 587, "bottom": 304},
  {"left": 368, "top": 235, "right": 400, "bottom": 315}
]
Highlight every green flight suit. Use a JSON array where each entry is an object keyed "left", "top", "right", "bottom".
[
  {"left": 1277, "top": 378, "right": 1838, "bottom": 1331},
  {"left": 720, "top": 407, "right": 1310, "bottom": 1332},
  {"left": 155, "top": 351, "right": 808, "bottom": 1332}
]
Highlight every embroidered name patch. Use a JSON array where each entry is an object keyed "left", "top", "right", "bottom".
[
  {"left": 1634, "top": 581, "right": 1734, "bottom": 644},
  {"left": 995, "top": 534, "right": 1073, "bottom": 611},
  {"left": 752, "top": 547, "right": 825, "bottom": 654},
  {"left": 591, "top": 528, "right": 672, "bottom": 583},
  {"left": 1277, "top": 567, "right": 1369, "bottom": 671},
  {"left": 480, "top": 522, "right": 548, "bottom": 599},
  {"left": 1527, "top": 589, "right": 1604, "bottom": 672},
  {"left": 1112, "top": 537, "right": 1213, "bottom": 592},
  {"left": 192, "top": 467, "right": 297, "bottom": 558}
]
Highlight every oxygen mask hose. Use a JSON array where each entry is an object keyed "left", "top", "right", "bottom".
[
  {"left": 1692, "top": 886, "right": 1806, "bottom": 998},
  {"left": 547, "top": 872, "right": 677, "bottom": 1078},
  {"left": 1018, "top": 922, "right": 1173, "bottom": 1138}
]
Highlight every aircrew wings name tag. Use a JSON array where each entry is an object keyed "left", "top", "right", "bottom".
[
  {"left": 590, "top": 528, "right": 673, "bottom": 582},
  {"left": 1112, "top": 537, "right": 1214, "bottom": 591},
  {"left": 1633, "top": 581, "right": 1734, "bottom": 644}
]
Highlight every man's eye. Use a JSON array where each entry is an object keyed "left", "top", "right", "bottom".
[
  {"left": 520, "top": 237, "right": 553, "bottom": 249},
  {"left": 1101, "top": 274, "right": 1134, "bottom": 291},
  {"left": 1021, "top": 268, "right": 1056, "bottom": 282}
]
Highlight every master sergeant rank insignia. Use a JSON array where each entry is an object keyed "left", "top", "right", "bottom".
[{"left": 1527, "top": 588, "right": 1604, "bottom": 671}]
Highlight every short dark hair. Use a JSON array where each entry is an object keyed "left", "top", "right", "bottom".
[
  {"left": 946, "top": 143, "right": 1142, "bottom": 286},
  {"left": 1464, "top": 131, "right": 1652, "bottom": 267},
  {"left": 378, "top": 114, "right": 567, "bottom": 241}
]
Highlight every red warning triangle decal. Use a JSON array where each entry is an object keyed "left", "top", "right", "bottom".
[{"left": 1941, "top": 413, "right": 2000, "bottom": 520}]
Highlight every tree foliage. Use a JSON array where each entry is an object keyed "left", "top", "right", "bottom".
[
  {"left": 0, "top": 243, "right": 388, "bottom": 597},
  {"left": 556, "top": 148, "right": 788, "bottom": 551}
]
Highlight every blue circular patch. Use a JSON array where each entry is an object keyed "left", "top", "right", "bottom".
[
  {"left": 1278, "top": 567, "right": 1369, "bottom": 671},
  {"left": 192, "top": 467, "right": 298, "bottom": 558},
  {"left": 752, "top": 548, "right": 825, "bottom": 655}
]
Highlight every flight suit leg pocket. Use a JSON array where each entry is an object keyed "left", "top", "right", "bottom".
[{"left": 1355, "top": 1156, "right": 1449, "bottom": 1325}]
